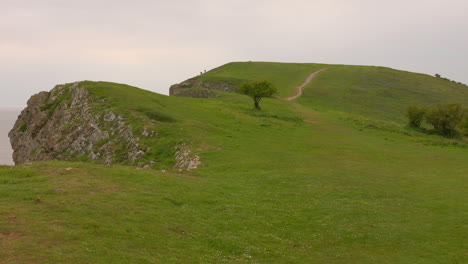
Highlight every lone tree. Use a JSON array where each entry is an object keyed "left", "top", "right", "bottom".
[{"left": 239, "top": 80, "right": 277, "bottom": 110}]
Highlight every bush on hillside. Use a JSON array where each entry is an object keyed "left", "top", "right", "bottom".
[
  {"left": 460, "top": 109, "right": 468, "bottom": 135},
  {"left": 406, "top": 105, "right": 426, "bottom": 128},
  {"left": 425, "top": 103, "right": 464, "bottom": 136}
]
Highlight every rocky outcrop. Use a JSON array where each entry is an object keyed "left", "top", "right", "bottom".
[
  {"left": 174, "top": 143, "right": 201, "bottom": 171},
  {"left": 9, "top": 81, "right": 203, "bottom": 170},
  {"left": 9, "top": 82, "right": 148, "bottom": 166},
  {"left": 169, "top": 78, "right": 238, "bottom": 98}
]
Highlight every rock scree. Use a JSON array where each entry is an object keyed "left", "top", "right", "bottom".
[{"left": 8, "top": 81, "right": 200, "bottom": 170}]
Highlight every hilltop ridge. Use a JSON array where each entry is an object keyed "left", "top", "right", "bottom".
[{"left": 170, "top": 61, "right": 468, "bottom": 121}]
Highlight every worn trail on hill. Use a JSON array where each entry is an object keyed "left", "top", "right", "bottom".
[
  {"left": 285, "top": 68, "right": 326, "bottom": 124},
  {"left": 285, "top": 68, "right": 326, "bottom": 101}
]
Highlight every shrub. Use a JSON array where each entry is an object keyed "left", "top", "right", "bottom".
[
  {"left": 425, "top": 103, "right": 464, "bottom": 136},
  {"left": 406, "top": 105, "right": 426, "bottom": 128},
  {"left": 460, "top": 109, "right": 468, "bottom": 136}
]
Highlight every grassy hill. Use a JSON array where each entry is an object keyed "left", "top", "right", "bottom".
[
  {"left": 196, "top": 62, "right": 326, "bottom": 97},
  {"left": 197, "top": 62, "right": 468, "bottom": 121},
  {"left": 1, "top": 62, "right": 467, "bottom": 263},
  {"left": 299, "top": 64, "right": 468, "bottom": 122}
]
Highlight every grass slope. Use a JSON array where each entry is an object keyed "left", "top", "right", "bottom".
[
  {"left": 198, "top": 62, "right": 468, "bottom": 122},
  {"left": 299, "top": 64, "right": 468, "bottom": 122},
  {"left": 197, "top": 62, "right": 326, "bottom": 97},
  {"left": 1, "top": 62, "right": 467, "bottom": 263}
]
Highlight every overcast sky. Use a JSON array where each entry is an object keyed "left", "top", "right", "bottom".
[{"left": 1, "top": 0, "right": 467, "bottom": 106}]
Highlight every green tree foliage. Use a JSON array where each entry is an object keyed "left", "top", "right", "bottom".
[
  {"left": 406, "top": 105, "right": 426, "bottom": 128},
  {"left": 460, "top": 109, "right": 468, "bottom": 135},
  {"left": 239, "top": 81, "right": 277, "bottom": 110},
  {"left": 425, "top": 103, "right": 464, "bottom": 136}
]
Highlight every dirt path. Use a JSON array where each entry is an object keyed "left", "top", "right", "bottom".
[{"left": 284, "top": 68, "right": 326, "bottom": 101}]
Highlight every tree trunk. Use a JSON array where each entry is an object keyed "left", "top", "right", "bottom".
[{"left": 254, "top": 99, "right": 261, "bottom": 110}]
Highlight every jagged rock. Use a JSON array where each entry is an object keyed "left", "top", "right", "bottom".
[
  {"left": 104, "top": 110, "right": 116, "bottom": 122},
  {"left": 142, "top": 126, "right": 157, "bottom": 137},
  {"left": 174, "top": 143, "right": 201, "bottom": 170},
  {"left": 9, "top": 82, "right": 146, "bottom": 166}
]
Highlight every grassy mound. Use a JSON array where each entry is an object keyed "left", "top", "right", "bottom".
[{"left": 197, "top": 62, "right": 468, "bottom": 122}]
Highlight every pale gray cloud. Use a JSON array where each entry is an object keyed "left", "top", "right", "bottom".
[{"left": 1, "top": 0, "right": 467, "bottom": 105}]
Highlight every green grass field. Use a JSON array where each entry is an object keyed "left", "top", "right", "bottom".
[{"left": 1, "top": 62, "right": 467, "bottom": 263}]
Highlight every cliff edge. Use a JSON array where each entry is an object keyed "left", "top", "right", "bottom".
[{"left": 9, "top": 81, "right": 200, "bottom": 170}]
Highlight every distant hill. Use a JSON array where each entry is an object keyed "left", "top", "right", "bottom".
[{"left": 172, "top": 61, "right": 468, "bottom": 122}]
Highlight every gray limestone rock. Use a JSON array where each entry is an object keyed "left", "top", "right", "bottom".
[
  {"left": 174, "top": 143, "right": 201, "bottom": 171},
  {"left": 9, "top": 82, "right": 146, "bottom": 166}
]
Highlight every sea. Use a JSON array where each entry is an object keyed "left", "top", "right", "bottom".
[{"left": 0, "top": 107, "right": 23, "bottom": 165}]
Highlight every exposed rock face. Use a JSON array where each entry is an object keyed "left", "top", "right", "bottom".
[
  {"left": 174, "top": 143, "right": 201, "bottom": 171},
  {"left": 169, "top": 78, "right": 238, "bottom": 98},
  {"left": 9, "top": 81, "right": 203, "bottom": 170},
  {"left": 9, "top": 82, "right": 145, "bottom": 166}
]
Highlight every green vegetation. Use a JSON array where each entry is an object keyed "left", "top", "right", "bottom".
[
  {"left": 461, "top": 122, "right": 468, "bottom": 135},
  {"left": 1, "top": 62, "right": 467, "bottom": 263},
  {"left": 406, "top": 102, "right": 466, "bottom": 137},
  {"left": 406, "top": 105, "right": 426, "bottom": 128},
  {"left": 19, "top": 122, "right": 28, "bottom": 133},
  {"left": 425, "top": 102, "right": 465, "bottom": 136},
  {"left": 239, "top": 80, "right": 277, "bottom": 110},
  {"left": 461, "top": 110, "right": 468, "bottom": 135},
  {"left": 40, "top": 85, "right": 73, "bottom": 117}
]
